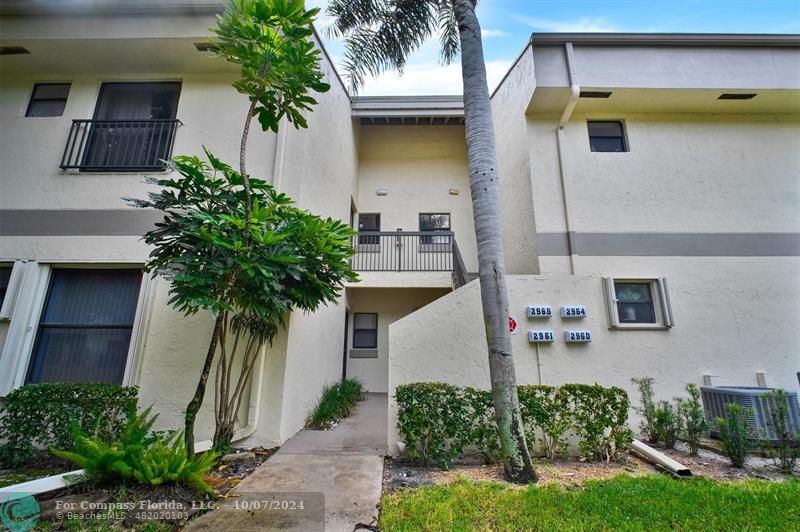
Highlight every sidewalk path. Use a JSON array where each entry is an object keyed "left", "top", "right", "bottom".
[{"left": 188, "top": 393, "right": 387, "bottom": 532}]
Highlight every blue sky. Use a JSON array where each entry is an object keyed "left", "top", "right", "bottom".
[{"left": 309, "top": 0, "right": 800, "bottom": 95}]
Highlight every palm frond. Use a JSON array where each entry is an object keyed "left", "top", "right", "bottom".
[
  {"left": 437, "top": 0, "right": 460, "bottom": 65},
  {"left": 327, "top": 0, "right": 445, "bottom": 92}
]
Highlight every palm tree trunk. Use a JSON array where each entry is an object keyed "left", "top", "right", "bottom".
[{"left": 453, "top": 0, "right": 537, "bottom": 483}]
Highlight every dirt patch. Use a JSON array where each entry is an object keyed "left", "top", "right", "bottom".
[
  {"left": 203, "top": 446, "right": 277, "bottom": 495},
  {"left": 384, "top": 443, "right": 792, "bottom": 492}
]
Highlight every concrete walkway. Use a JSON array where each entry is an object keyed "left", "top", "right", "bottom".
[{"left": 188, "top": 393, "right": 387, "bottom": 532}]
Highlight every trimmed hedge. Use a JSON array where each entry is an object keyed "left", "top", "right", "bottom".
[
  {"left": 395, "top": 382, "right": 632, "bottom": 469},
  {"left": 0, "top": 383, "right": 138, "bottom": 467}
]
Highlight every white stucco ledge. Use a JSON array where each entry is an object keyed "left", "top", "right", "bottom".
[
  {"left": 0, "top": 470, "right": 85, "bottom": 497},
  {"left": 347, "top": 271, "right": 454, "bottom": 288}
]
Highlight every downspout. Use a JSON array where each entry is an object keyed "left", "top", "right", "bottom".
[
  {"left": 557, "top": 42, "right": 579, "bottom": 274},
  {"left": 194, "top": 347, "right": 266, "bottom": 453}
]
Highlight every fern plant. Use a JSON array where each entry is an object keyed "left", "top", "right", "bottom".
[{"left": 51, "top": 406, "right": 218, "bottom": 495}]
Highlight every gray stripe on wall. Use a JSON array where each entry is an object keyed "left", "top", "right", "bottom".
[
  {"left": 0, "top": 210, "right": 162, "bottom": 236},
  {"left": 538, "top": 232, "right": 800, "bottom": 257}
]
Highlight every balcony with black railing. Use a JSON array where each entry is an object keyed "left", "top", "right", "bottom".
[
  {"left": 351, "top": 231, "right": 469, "bottom": 287},
  {"left": 60, "top": 119, "right": 182, "bottom": 171}
]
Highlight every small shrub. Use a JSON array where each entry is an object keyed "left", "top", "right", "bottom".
[
  {"left": 51, "top": 406, "right": 217, "bottom": 496},
  {"left": 761, "top": 388, "right": 799, "bottom": 475},
  {"left": 394, "top": 383, "right": 470, "bottom": 469},
  {"left": 305, "top": 379, "right": 364, "bottom": 430},
  {"left": 0, "top": 383, "right": 138, "bottom": 467},
  {"left": 631, "top": 377, "right": 658, "bottom": 443},
  {"left": 462, "top": 387, "right": 500, "bottom": 462},
  {"left": 652, "top": 400, "right": 682, "bottom": 449},
  {"left": 564, "top": 384, "right": 633, "bottom": 462},
  {"left": 715, "top": 403, "right": 752, "bottom": 468},
  {"left": 676, "top": 383, "right": 707, "bottom": 455},
  {"left": 518, "top": 385, "right": 571, "bottom": 460}
]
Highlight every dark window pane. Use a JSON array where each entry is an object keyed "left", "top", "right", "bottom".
[
  {"left": 615, "top": 283, "right": 653, "bottom": 303},
  {"left": 26, "top": 83, "right": 71, "bottom": 117},
  {"left": 615, "top": 282, "right": 655, "bottom": 323},
  {"left": 27, "top": 269, "right": 142, "bottom": 385},
  {"left": 32, "top": 83, "right": 71, "bottom": 100},
  {"left": 587, "top": 121, "right": 627, "bottom": 152},
  {"left": 588, "top": 121, "right": 623, "bottom": 137},
  {"left": 353, "top": 313, "right": 377, "bottom": 329},
  {"left": 0, "top": 266, "right": 11, "bottom": 306},
  {"left": 358, "top": 214, "right": 380, "bottom": 231},
  {"left": 589, "top": 136, "right": 625, "bottom": 152},
  {"left": 358, "top": 214, "right": 380, "bottom": 245},
  {"left": 42, "top": 270, "right": 142, "bottom": 325},
  {"left": 94, "top": 82, "right": 181, "bottom": 120},
  {"left": 617, "top": 302, "right": 656, "bottom": 323},
  {"left": 353, "top": 313, "right": 378, "bottom": 348},
  {"left": 353, "top": 330, "right": 377, "bottom": 349},
  {"left": 419, "top": 214, "right": 450, "bottom": 231},
  {"left": 27, "top": 99, "right": 68, "bottom": 117},
  {"left": 27, "top": 328, "right": 132, "bottom": 384}
]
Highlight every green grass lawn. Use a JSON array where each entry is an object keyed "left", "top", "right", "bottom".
[{"left": 380, "top": 474, "right": 800, "bottom": 531}]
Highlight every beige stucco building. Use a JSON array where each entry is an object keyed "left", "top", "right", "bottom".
[{"left": 1, "top": 2, "right": 798, "bottom": 452}]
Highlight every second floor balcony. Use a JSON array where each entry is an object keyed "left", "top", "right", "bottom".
[
  {"left": 60, "top": 119, "right": 182, "bottom": 172},
  {"left": 351, "top": 231, "right": 469, "bottom": 288}
]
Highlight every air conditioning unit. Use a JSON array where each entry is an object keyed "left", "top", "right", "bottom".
[{"left": 700, "top": 386, "right": 800, "bottom": 442}]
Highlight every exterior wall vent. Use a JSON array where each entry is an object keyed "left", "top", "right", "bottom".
[
  {"left": 579, "top": 91, "right": 612, "bottom": 98},
  {"left": 717, "top": 93, "right": 757, "bottom": 100},
  {"left": 0, "top": 46, "right": 30, "bottom": 55},
  {"left": 700, "top": 386, "right": 800, "bottom": 442}
]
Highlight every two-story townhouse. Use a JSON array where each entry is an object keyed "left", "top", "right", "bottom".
[{"left": 1, "top": 1, "right": 798, "bottom": 453}]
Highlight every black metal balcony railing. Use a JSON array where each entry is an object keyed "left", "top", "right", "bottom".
[
  {"left": 352, "top": 231, "right": 467, "bottom": 283},
  {"left": 60, "top": 119, "right": 182, "bottom": 171}
]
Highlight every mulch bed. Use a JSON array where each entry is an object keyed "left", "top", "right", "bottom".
[
  {"left": 383, "top": 442, "right": 792, "bottom": 492},
  {"left": 26, "top": 446, "right": 278, "bottom": 531}
]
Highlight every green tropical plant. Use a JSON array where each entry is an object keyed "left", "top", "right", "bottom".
[
  {"left": 632, "top": 377, "right": 659, "bottom": 443},
  {"left": 128, "top": 151, "right": 356, "bottom": 453},
  {"left": 327, "top": 0, "right": 536, "bottom": 483},
  {"left": 211, "top": 0, "right": 330, "bottom": 215},
  {"left": 761, "top": 388, "right": 799, "bottom": 474},
  {"left": 652, "top": 400, "right": 682, "bottom": 449},
  {"left": 715, "top": 403, "right": 753, "bottom": 468},
  {"left": 127, "top": 0, "right": 345, "bottom": 458},
  {"left": 51, "top": 407, "right": 218, "bottom": 495},
  {"left": 676, "top": 383, "right": 707, "bottom": 455}
]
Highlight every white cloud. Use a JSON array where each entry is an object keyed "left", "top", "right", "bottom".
[
  {"left": 481, "top": 29, "right": 510, "bottom": 38},
  {"left": 359, "top": 59, "right": 513, "bottom": 96},
  {"left": 516, "top": 15, "right": 618, "bottom": 33}
]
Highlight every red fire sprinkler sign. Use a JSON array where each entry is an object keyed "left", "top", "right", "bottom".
[{"left": 509, "top": 316, "right": 519, "bottom": 335}]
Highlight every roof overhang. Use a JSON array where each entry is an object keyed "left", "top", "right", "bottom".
[
  {"left": 352, "top": 96, "right": 464, "bottom": 125},
  {"left": 529, "top": 32, "right": 800, "bottom": 47},
  {"left": 0, "top": 0, "right": 224, "bottom": 16}
]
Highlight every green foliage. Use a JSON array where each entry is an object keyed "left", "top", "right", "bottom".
[
  {"left": 518, "top": 385, "right": 572, "bottom": 460},
  {"left": 715, "top": 403, "right": 753, "bottom": 468},
  {"left": 0, "top": 383, "right": 138, "bottom": 467},
  {"left": 305, "top": 379, "right": 364, "bottom": 430},
  {"left": 652, "top": 400, "right": 682, "bottom": 449},
  {"left": 394, "top": 383, "right": 471, "bottom": 469},
  {"left": 127, "top": 151, "right": 356, "bottom": 327},
  {"left": 676, "top": 383, "right": 707, "bottom": 456},
  {"left": 326, "top": 0, "right": 462, "bottom": 92},
  {"left": 761, "top": 388, "right": 799, "bottom": 475},
  {"left": 51, "top": 407, "right": 218, "bottom": 496},
  {"left": 379, "top": 475, "right": 800, "bottom": 531},
  {"left": 211, "top": 0, "right": 330, "bottom": 132},
  {"left": 562, "top": 384, "right": 633, "bottom": 462},
  {"left": 631, "top": 377, "right": 659, "bottom": 443},
  {"left": 395, "top": 382, "right": 632, "bottom": 468}
]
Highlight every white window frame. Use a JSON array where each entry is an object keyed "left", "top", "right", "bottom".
[
  {"left": 0, "top": 262, "right": 149, "bottom": 395},
  {"left": 602, "top": 277, "right": 674, "bottom": 330}
]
